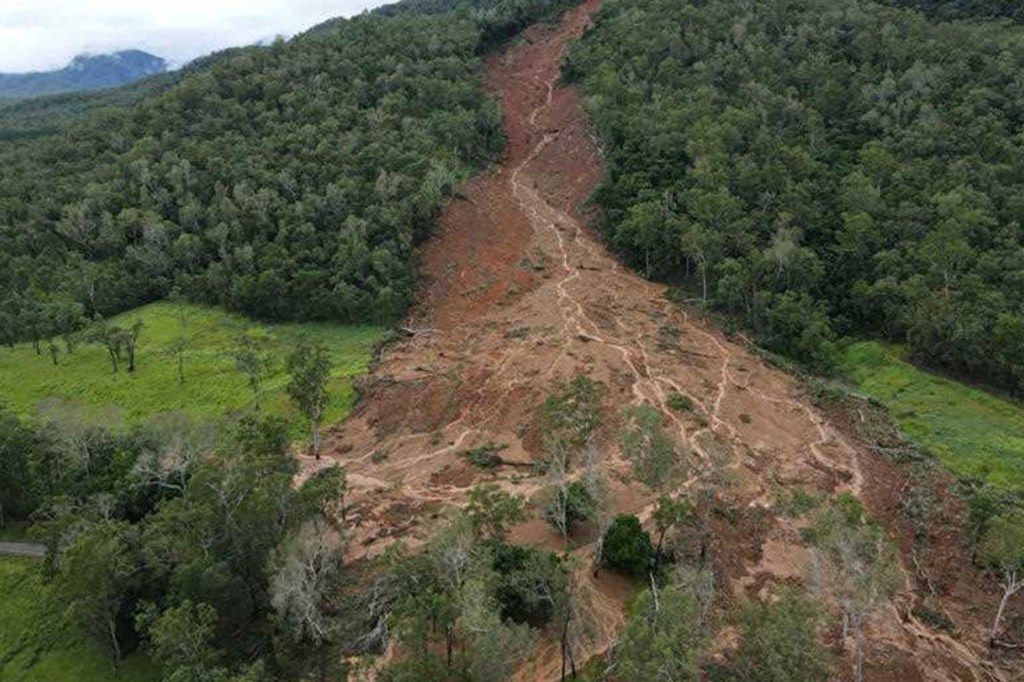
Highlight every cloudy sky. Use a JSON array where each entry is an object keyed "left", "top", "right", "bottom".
[{"left": 0, "top": 0, "right": 387, "bottom": 72}]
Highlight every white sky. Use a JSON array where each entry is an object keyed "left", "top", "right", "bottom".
[{"left": 0, "top": 0, "right": 386, "bottom": 72}]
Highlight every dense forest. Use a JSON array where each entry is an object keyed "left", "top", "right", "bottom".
[
  {"left": 883, "top": 0, "right": 1024, "bottom": 21},
  {"left": 565, "top": 0, "right": 1024, "bottom": 390},
  {"left": 0, "top": 0, "right": 573, "bottom": 349}
]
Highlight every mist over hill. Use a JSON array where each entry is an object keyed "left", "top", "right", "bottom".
[{"left": 0, "top": 50, "right": 167, "bottom": 99}]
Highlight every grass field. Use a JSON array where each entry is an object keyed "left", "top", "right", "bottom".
[
  {"left": 0, "top": 302, "right": 383, "bottom": 435},
  {"left": 841, "top": 341, "right": 1024, "bottom": 490},
  {"left": 0, "top": 557, "right": 160, "bottom": 682}
]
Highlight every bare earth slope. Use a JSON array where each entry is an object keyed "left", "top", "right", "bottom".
[{"left": 303, "top": 3, "right": 1016, "bottom": 679}]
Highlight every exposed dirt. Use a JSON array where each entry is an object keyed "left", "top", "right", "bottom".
[{"left": 301, "top": 2, "right": 1020, "bottom": 679}]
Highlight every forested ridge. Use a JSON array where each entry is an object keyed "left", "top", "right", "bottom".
[
  {"left": 565, "top": 0, "right": 1024, "bottom": 391},
  {"left": 0, "top": 0, "right": 572, "bottom": 347},
  {"left": 883, "top": 0, "right": 1024, "bottom": 21}
]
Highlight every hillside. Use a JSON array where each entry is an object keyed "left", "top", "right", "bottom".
[
  {"left": 565, "top": 0, "right": 1024, "bottom": 394},
  {"left": 307, "top": 2, "right": 1021, "bottom": 680},
  {"left": 1, "top": 1, "right": 1023, "bottom": 681},
  {"left": 0, "top": 0, "right": 575, "bottom": 349},
  {"left": 882, "top": 0, "right": 1024, "bottom": 20},
  {"left": 0, "top": 51, "right": 168, "bottom": 99}
]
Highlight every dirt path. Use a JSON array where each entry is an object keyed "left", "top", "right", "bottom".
[
  {"left": 304, "top": 3, "right": 1011, "bottom": 679},
  {"left": 0, "top": 542, "right": 44, "bottom": 558}
]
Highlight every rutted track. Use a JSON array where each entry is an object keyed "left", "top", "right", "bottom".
[{"left": 303, "top": 2, "right": 1011, "bottom": 679}]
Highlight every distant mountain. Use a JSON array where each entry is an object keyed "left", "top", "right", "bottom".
[{"left": 0, "top": 50, "right": 168, "bottom": 99}]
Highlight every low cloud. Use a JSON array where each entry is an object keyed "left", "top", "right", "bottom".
[{"left": 0, "top": 0, "right": 382, "bottom": 72}]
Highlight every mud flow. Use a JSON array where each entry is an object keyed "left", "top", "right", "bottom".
[{"left": 299, "top": 2, "right": 1015, "bottom": 679}]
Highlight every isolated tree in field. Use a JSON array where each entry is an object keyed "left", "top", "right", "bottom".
[
  {"left": 118, "top": 320, "right": 144, "bottom": 373},
  {"left": 167, "top": 335, "right": 190, "bottom": 386},
  {"left": 88, "top": 316, "right": 123, "bottom": 373},
  {"left": 807, "top": 496, "right": 901, "bottom": 682},
  {"left": 465, "top": 482, "right": 527, "bottom": 542},
  {"left": 978, "top": 511, "right": 1024, "bottom": 644},
  {"left": 46, "top": 338, "right": 60, "bottom": 366},
  {"left": 231, "top": 334, "right": 274, "bottom": 411},
  {"left": 286, "top": 337, "right": 332, "bottom": 459},
  {"left": 167, "top": 289, "right": 192, "bottom": 385}
]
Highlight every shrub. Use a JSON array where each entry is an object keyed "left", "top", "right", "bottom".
[
  {"left": 602, "top": 514, "right": 654, "bottom": 575},
  {"left": 667, "top": 392, "right": 693, "bottom": 411},
  {"left": 462, "top": 442, "right": 507, "bottom": 469}
]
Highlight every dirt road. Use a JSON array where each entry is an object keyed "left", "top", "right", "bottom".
[
  {"left": 0, "top": 542, "right": 44, "bottom": 558},
  {"left": 306, "top": 2, "right": 1012, "bottom": 679}
]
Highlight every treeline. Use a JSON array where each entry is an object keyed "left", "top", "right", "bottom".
[
  {"left": 882, "top": 0, "right": 1024, "bottom": 21},
  {"left": 1, "top": 406, "right": 351, "bottom": 680},
  {"left": 565, "top": 0, "right": 1024, "bottom": 390},
  {"left": 0, "top": 0, "right": 573, "bottom": 348},
  {"left": 5, "top": 370, "right": 1023, "bottom": 679}
]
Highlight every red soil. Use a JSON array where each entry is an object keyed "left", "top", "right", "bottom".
[{"left": 301, "top": 3, "right": 1021, "bottom": 679}]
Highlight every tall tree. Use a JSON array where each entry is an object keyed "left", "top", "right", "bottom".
[
  {"left": 285, "top": 337, "right": 332, "bottom": 459},
  {"left": 807, "top": 496, "right": 901, "bottom": 682},
  {"left": 56, "top": 520, "right": 139, "bottom": 670},
  {"left": 978, "top": 511, "right": 1024, "bottom": 644},
  {"left": 231, "top": 335, "right": 274, "bottom": 412}
]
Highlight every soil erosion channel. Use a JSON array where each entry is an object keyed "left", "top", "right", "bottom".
[{"left": 304, "top": 2, "right": 1007, "bottom": 679}]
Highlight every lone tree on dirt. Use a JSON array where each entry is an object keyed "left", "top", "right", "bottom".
[
  {"left": 619, "top": 403, "right": 683, "bottom": 490},
  {"left": 231, "top": 334, "right": 274, "bottom": 411},
  {"left": 601, "top": 514, "right": 654, "bottom": 576},
  {"left": 979, "top": 510, "right": 1024, "bottom": 645},
  {"left": 652, "top": 494, "right": 696, "bottom": 573},
  {"left": 286, "top": 337, "right": 332, "bottom": 459},
  {"left": 807, "top": 495, "right": 901, "bottom": 682},
  {"left": 465, "top": 482, "right": 527, "bottom": 543}
]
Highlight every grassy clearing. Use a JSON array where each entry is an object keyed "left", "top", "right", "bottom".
[
  {"left": 0, "top": 521, "right": 32, "bottom": 542},
  {"left": 841, "top": 341, "right": 1024, "bottom": 490},
  {"left": 0, "top": 557, "right": 159, "bottom": 682},
  {"left": 0, "top": 302, "right": 383, "bottom": 435}
]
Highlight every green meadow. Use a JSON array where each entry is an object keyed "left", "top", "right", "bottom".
[
  {"left": 0, "top": 301, "right": 384, "bottom": 434},
  {"left": 0, "top": 557, "right": 160, "bottom": 682},
  {"left": 841, "top": 341, "right": 1024, "bottom": 491}
]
